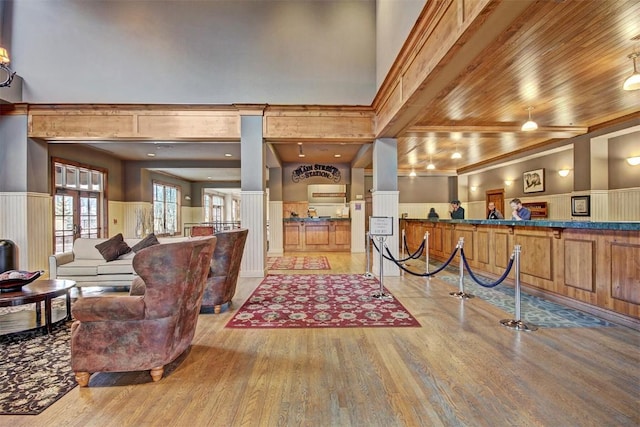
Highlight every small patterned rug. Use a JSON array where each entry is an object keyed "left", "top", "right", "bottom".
[
  {"left": 0, "top": 321, "right": 76, "bottom": 415},
  {"left": 226, "top": 274, "right": 420, "bottom": 328},
  {"left": 402, "top": 259, "right": 615, "bottom": 328},
  {"left": 267, "top": 256, "right": 331, "bottom": 270}
]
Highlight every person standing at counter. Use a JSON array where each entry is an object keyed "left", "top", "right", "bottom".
[
  {"left": 449, "top": 200, "right": 465, "bottom": 219},
  {"left": 487, "top": 202, "right": 504, "bottom": 219},
  {"left": 510, "top": 198, "right": 531, "bottom": 220},
  {"left": 428, "top": 208, "right": 439, "bottom": 219}
]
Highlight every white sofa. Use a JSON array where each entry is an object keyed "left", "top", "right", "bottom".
[{"left": 49, "top": 236, "right": 188, "bottom": 288}]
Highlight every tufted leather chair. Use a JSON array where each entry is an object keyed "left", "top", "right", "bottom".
[
  {"left": 201, "top": 228, "right": 248, "bottom": 314},
  {"left": 70, "top": 237, "right": 217, "bottom": 386}
]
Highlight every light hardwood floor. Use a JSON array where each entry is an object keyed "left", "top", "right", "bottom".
[{"left": 3, "top": 252, "right": 639, "bottom": 426}]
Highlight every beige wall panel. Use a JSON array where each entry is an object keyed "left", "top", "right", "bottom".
[
  {"left": 284, "top": 224, "right": 301, "bottom": 246},
  {"left": 401, "top": 2, "right": 458, "bottom": 98},
  {"left": 432, "top": 225, "right": 443, "bottom": 252},
  {"left": 517, "top": 234, "right": 552, "bottom": 280},
  {"left": 453, "top": 229, "right": 474, "bottom": 260},
  {"left": 264, "top": 115, "right": 374, "bottom": 140},
  {"left": 137, "top": 114, "right": 240, "bottom": 139},
  {"left": 611, "top": 243, "right": 640, "bottom": 305},
  {"left": 305, "top": 224, "right": 330, "bottom": 245},
  {"left": 564, "top": 239, "right": 595, "bottom": 292},
  {"left": 335, "top": 223, "right": 351, "bottom": 245},
  {"left": 375, "top": 80, "right": 403, "bottom": 136},
  {"left": 494, "top": 232, "right": 509, "bottom": 268},
  {"left": 31, "top": 115, "right": 135, "bottom": 138},
  {"left": 477, "top": 230, "right": 489, "bottom": 264}
]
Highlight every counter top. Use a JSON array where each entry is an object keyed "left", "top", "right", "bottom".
[
  {"left": 400, "top": 218, "right": 640, "bottom": 231},
  {"left": 284, "top": 217, "right": 351, "bottom": 222}
]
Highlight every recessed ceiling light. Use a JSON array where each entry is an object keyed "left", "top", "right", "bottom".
[
  {"left": 147, "top": 153, "right": 156, "bottom": 157},
  {"left": 224, "top": 153, "right": 232, "bottom": 157},
  {"left": 334, "top": 154, "right": 341, "bottom": 158},
  {"left": 207, "top": 176, "right": 212, "bottom": 180},
  {"left": 451, "top": 151, "right": 462, "bottom": 159}
]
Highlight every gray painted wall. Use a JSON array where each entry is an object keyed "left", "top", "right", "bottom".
[
  {"left": 609, "top": 132, "right": 640, "bottom": 190},
  {"left": 376, "top": 0, "right": 426, "bottom": 89},
  {"left": 10, "top": 0, "right": 376, "bottom": 104}
]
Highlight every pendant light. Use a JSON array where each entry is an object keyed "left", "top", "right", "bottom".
[
  {"left": 426, "top": 154, "right": 435, "bottom": 170},
  {"left": 521, "top": 106, "right": 538, "bottom": 131},
  {"left": 623, "top": 52, "right": 640, "bottom": 91}
]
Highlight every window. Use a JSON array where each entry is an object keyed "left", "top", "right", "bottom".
[
  {"left": 153, "top": 182, "right": 180, "bottom": 235},
  {"left": 53, "top": 161, "right": 106, "bottom": 253}
]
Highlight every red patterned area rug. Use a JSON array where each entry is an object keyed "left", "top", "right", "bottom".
[
  {"left": 226, "top": 274, "right": 421, "bottom": 328},
  {"left": 267, "top": 256, "right": 331, "bottom": 270}
]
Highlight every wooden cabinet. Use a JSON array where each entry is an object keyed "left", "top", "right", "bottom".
[
  {"left": 284, "top": 220, "right": 351, "bottom": 252},
  {"left": 522, "top": 202, "right": 548, "bottom": 218}
]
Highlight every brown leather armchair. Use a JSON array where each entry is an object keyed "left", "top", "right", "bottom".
[
  {"left": 70, "top": 237, "right": 217, "bottom": 386},
  {"left": 201, "top": 228, "right": 248, "bottom": 314}
]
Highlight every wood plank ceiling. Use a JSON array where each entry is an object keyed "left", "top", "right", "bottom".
[{"left": 386, "top": 0, "right": 640, "bottom": 175}]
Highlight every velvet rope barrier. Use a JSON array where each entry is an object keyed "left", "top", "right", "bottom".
[
  {"left": 380, "top": 243, "right": 459, "bottom": 277},
  {"left": 459, "top": 248, "right": 515, "bottom": 288},
  {"left": 370, "top": 235, "right": 425, "bottom": 263}
]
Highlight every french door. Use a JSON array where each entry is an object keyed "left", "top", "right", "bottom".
[{"left": 54, "top": 190, "right": 101, "bottom": 254}]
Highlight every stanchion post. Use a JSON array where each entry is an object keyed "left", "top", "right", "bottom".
[
  {"left": 449, "top": 237, "right": 473, "bottom": 299},
  {"left": 500, "top": 245, "right": 537, "bottom": 331},
  {"left": 425, "top": 232, "right": 430, "bottom": 275},
  {"left": 400, "top": 229, "right": 406, "bottom": 276},
  {"left": 363, "top": 232, "right": 374, "bottom": 278},
  {"left": 372, "top": 238, "right": 392, "bottom": 300}
]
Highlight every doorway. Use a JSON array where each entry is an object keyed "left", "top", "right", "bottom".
[
  {"left": 53, "top": 190, "right": 101, "bottom": 253},
  {"left": 485, "top": 189, "right": 505, "bottom": 219}
]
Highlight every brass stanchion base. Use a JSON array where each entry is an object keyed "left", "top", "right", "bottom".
[
  {"left": 362, "top": 272, "right": 375, "bottom": 279},
  {"left": 372, "top": 292, "right": 393, "bottom": 300},
  {"left": 500, "top": 319, "right": 538, "bottom": 331},
  {"left": 449, "top": 291, "right": 474, "bottom": 299}
]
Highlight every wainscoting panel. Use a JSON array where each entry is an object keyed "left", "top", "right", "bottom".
[
  {"left": 477, "top": 231, "right": 490, "bottom": 264},
  {"left": 268, "top": 201, "right": 284, "bottom": 254},
  {"left": 516, "top": 234, "right": 553, "bottom": 281},
  {"left": 494, "top": 232, "right": 510, "bottom": 269},
  {"left": 350, "top": 200, "right": 365, "bottom": 253},
  {"left": 241, "top": 191, "right": 267, "bottom": 277},
  {"left": 564, "top": 239, "right": 595, "bottom": 292},
  {"left": 608, "top": 187, "right": 640, "bottom": 221},
  {"left": 611, "top": 243, "right": 640, "bottom": 305},
  {"left": 372, "top": 191, "right": 400, "bottom": 276}
]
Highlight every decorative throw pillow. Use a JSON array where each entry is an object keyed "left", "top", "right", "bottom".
[
  {"left": 131, "top": 233, "right": 160, "bottom": 253},
  {"left": 95, "top": 233, "right": 131, "bottom": 262}
]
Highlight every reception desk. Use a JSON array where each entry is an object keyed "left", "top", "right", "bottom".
[
  {"left": 400, "top": 218, "right": 640, "bottom": 328},
  {"left": 284, "top": 218, "right": 351, "bottom": 252}
]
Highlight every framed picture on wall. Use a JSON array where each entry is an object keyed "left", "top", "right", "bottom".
[
  {"left": 523, "top": 168, "right": 545, "bottom": 193},
  {"left": 571, "top": 195, "right": 591, "bottom": 216}
]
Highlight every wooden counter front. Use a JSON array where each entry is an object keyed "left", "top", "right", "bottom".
[
  {"left": 284, "top": 219, "right": 351, "bottom": 252},
  {"left": 400, "top": 219, "right": 640, "bottom": 328}
]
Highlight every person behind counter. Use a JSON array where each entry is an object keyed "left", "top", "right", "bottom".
[
  {"left": 449, "top": 200, "right": 465, "bottom": 219},
  {"left": 427, "top": 208, "right": 439, "bottom": 219},
  {"left": 487, "top": 202, "right": 504, "bottom": 219},
  {"left": 510, "top": 198, "right": 531, "bottom": 220}
]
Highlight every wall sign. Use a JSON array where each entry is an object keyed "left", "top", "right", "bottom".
[{"left": 292, "top": 164, "right": 341, "bottom": 183}]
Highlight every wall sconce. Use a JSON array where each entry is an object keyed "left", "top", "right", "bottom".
[
  {"left": 521, "top": 106, "right": 538, "bottom": 131},
  {"left": 184, "top": 195, "right": 192, "bottom": 201},
  {"left": 627, "top": 156, "right": 640, "bottom": 166},
  {"left": 504, "top": 180, "right": 513, "bottom": 186},
  {"left": 623, "top": 52, "right": 640, "bottom": 91},
  {"left": 558, "top": 169, "right": 571, "bottom": 177},
  {"left": 409, "top": 170, "right": 417, "bottom": 177},
  {"left": 0, "top": 47, "right": 16, "bottom": 88},
  {"left": 470, "top": 186, "right": 477, "bottom": 192}
]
